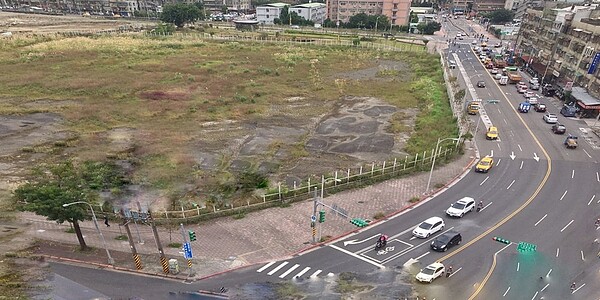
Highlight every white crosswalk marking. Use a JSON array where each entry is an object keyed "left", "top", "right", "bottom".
[
  {"left": 294, "top": 267, "right": 311, "bottom": 278},
  {"left": 257, "top": 261, "right": 276, "bottom": 273},
  {"left": 279, "top": 264, "right": 300, "bottom": 278},
  {"left": 267, "top": 262, "right": 289, "bottom": 275},
  {"left": 309, "top": 270, "right": 322, "bottom": 278}
]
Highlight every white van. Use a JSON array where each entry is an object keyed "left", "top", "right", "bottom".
[{"left": 449, "top": 60, "right": 457, "bottom": 69}]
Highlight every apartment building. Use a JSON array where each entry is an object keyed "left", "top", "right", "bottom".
[
  {"left": 289, "top": 3, "right": 327, "bottom": 24},
  {"left": 256, "top": 2, "right": 288, "bottom": 24},
  {"left": 327, "top": 0, "right": 411, "bottom": 26},
  {"left": 472, "top": 0, "right": 505, "bottom": 13},
  {"left": 517, "top": 5, "right": 600, "bottom": 113}
]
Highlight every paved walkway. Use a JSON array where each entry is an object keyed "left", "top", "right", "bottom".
[{"left": 24, "top": 140, "right": 477, "bottom": 278}]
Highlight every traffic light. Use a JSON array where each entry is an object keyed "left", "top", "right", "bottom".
[
  {"left": 350, "top": 218, "right": 368, "bottom": 227},
  {"left": 188, "top": 230, "right": 197, "bottom": 242},
  {"left": 517, "top": 242, "right": 537, "bottom": 252},
  {"left": 319, "top": 210, "right": 326, "bottom": 223},
  {"left": 493, "top": 236, "right": 511, "bottom": 244}
]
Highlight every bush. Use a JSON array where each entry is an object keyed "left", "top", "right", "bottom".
[
  {"left": 409, "top": 196, "right": 420, "bottom": 203},
  {"left": 167, "top": 242, "right": 182, "bottom": 248},
  {"left": 373, "top": 212, "right": 386, "bottom": 220}
]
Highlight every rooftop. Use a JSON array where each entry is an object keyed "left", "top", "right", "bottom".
[
  {"left": 258, "top": 3, "right": 289, "bottom": 8},
  {"left": 293, "top": 3, "right": 326, "bottom": 8},
  {"left": 572, "top": 87, "right": 600, "bottom": 106}
]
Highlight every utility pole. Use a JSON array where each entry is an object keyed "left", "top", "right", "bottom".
[
  {"left": 149, "top": 212, "right": 169, "bottom": 274},
  {"left": 121, "top": 213, "right": 143, "bottom": 270}
]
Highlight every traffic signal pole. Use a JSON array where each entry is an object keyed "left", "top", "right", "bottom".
[
  {"left": 312, "top": 187, "right": 318, "bottom": 244},
  {"left": 180, "top": 223, "right": 193, "bottom": 277}
]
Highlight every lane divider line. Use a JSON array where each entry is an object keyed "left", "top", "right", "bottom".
[
  {"left": 556, "top": 248, "right": 560, "bottom": 257},
  {"left": 560, "top": 220, "right": 574, "bottom": 233},
  {"left": 506, "top": 180, "right": 515, "bottom": 190},
  {"left": 560, "top": 190, "right": 568, "bottom": 201},
  {"left": 502, "top": 286, "right": 510, "bottom": 297},
  {"left": 588, "top": 195, "right": 595, "bottom": 206},
  {"left": 541, "top": 283, "right": 549, "bottom": 292},
  {"left": 534, "top": 214, "right": 547, "bottom": 226}
]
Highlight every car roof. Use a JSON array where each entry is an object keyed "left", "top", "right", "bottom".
[
  {"left": 423, "top": 216, "right": 443, "bottom": 223},
  {"left": 481, "top": 156, "right": 493, "bottom": 162},
  {"left": 489, "top": 126, "right": 497, "bottom": 130}
]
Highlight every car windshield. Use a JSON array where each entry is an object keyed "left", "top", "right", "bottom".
[
  {"left": 422, "top": 267, "right": 436, "bottom": 275},
  {"left": 419, "top": 222, "right": 433, "bottom": 230},
  {"left": 451, "top": 202, "right": 465, "bottom": 209}
]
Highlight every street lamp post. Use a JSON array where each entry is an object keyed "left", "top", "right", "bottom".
[
  {"left": 425, "top": 137, "right": 460, "bottom": 194},
  {"left": 321, "top": 175, "right": 342, "bottom": 200},
  {"left": 63, "top": 201, "right": 115, "bottom": 265}
]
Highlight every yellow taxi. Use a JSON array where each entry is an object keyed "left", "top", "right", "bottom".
[
  {"left": 475, "top": 156, "right": 494, "bottom": 173},
  {"left": 486, "top": 126, "right": 499, "bottom": 140}
]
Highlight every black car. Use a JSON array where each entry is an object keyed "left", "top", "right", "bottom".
[
  {"left": 477, "top": 81, "right": 486, "bottom": 88},
  {"left": 430, "top": 231, "right": 462, "bottom": 252},
  {"left": 552, "top": 124, "right": 566, "bottom": 134}
]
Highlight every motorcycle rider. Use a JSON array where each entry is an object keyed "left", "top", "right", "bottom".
[
  {"left": 377, "top": 234, "right": 388, "bottom": 247},
  {"left": 477, "top": 200, "right": 484, "bottom": 212}
]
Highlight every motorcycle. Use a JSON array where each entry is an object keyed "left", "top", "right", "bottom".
[{"left": 375, "top": 239, "right": 387, "bottom": 250}]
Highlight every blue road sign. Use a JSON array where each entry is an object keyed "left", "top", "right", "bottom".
[
  {"left": 183, "top": 242, "right": 193, "bottom": 259},
  {"left": 588, "top": 52, "right": 600, "bottom": 74},
  {"left": 311, "top": 215, "right": 317, "bottom": 222}
]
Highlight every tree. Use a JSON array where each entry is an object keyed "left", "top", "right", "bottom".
[
  {"left": 417, "top": 21, "right": 441, "bottom": 35},
  {"left": 346, "top": 13, "right": 389, "bottom": 30},
  {"left": 409, "top": 11, "right": 419, "bottom": 23},
  {"left": 160, "top": 3, "right": 201, "bottom": 28},
  {"left": 486, "top": 9, "right": 514, "bottom": 24},
  {"left": 274, "top": 6, "right": 314, "bottom": 26},
  {"left": 14, "top": 161, "right": 126, "bottom": 251}
]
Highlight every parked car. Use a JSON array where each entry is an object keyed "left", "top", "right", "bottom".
[
  {"left": 416, "top": 262, "right": 445, "bottom": 283},
  {"left": 552, "top": 123, "right": 566, "bottom": 134},
  {"left": 534, "top": 103, "right": 547, "bottom": 112},
  {"left": 491, "top": 68, "right": 499, "bottom": 74},
  {"left": 486, "top": 126, "right": 499, "bottom": 140},
  {"left": 446, "top": 197, "right": 475, "bottom": 217},
  {"left": 527, "top": 97, "right": 539, "bottom": 105},
  {"left": 560, "top": 105, "right": 577, "bottom": 117},
  {"left": 524, "top": 91, "right": 535, "bottom": 98},
  {"left": 518, "top": 85, "right": 528, "bottom": 93},
  {"left": 543, "top": 113, "right": 558, "bottom": 124},
  {"left": 530, "top": 83, "right": 540, "bottom": 90},
  {"left": 412, "top": 217, "right": 445, "bottom": 238},
  {"left": 495, "top": 73, "right": 503, "bottom": 80},
  {"left": 431, "top": 231, "right": 462, "bottom": 252},
  {"left": 477, "top": 81, "right": 486, "bottom": 88},
  {"left": 516, "top": 81, "right": 527, "bottom": 89},
  {"left": 529, "top": 77, "right": 539, "bottom": 84},
  {"left": 475, "top": 156, "right": 494, "bottom": 173}
]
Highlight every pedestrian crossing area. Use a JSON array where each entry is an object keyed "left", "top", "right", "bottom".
[{"left": 257, "top": 261, "right": 332, "bottom": 279}]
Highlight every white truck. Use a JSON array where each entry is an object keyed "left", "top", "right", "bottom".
[{"left": 499, "top": 76, "right": 508, "bottom": 85}]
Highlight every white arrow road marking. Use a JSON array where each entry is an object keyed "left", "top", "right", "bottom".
[
  {"left": 509, "top": 151, "right": 516, "bottom": 160},
  {"left": 534, "top": 214, "right": 547, "bottom": 226},
  {"left": 294, "top": 267, "right": 311, "bottom": 278},
  {"left": 503, "top": 286, "right": 511, "bottom": 297},
  {"left": 560, "top": 190, "right": 567, "bottom": 201},
  {"left": 279, "top": 264, "right": 300, "bottom": 278},
  {"left": 533, "top": 153, "right": 539, "bottom": 162},
  {"left": 343, "top": 234, "right": 380, "bottom": 246},
  {"left": 257, "top": 261, "right": 276, "bottom": 273},
  {"left": 309, "top": 270, "right": 322, "bottom": 278},
  {"left": 329, "top": 245, "right": 385, "bottom": 269},
  {"left": 267, "top": 262, "right": 289, "bottom": 275},
  {"left": 561, "top": 220, "right": 574, "bottom": 232}
]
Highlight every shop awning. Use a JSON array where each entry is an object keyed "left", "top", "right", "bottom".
[{"left": 572, "top": 87, "right": 600, "bottom": 107}]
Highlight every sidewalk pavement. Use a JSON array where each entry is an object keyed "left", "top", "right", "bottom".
[{"left": 25, "top": 145, "right": 477, "bottom": 280}]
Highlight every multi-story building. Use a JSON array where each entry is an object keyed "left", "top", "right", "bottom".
[
  {"left": 289, "top": 3, "right": 327, "bottom": 24},
  {"left": 472, "top": 0, "right": 505, "bottom": 14},
  {"left": 256, "top": 2, "right": 288, "bottom": 24},
  {"left": 224, "top": 0, "right": 251, "bottom": 12},
  {"left": 516, "top": 4, "right": 600, "bottom": 113},
  {"left": 451, "top": 0, "right": 471, "bottom": 14},
  {"left": 327, "top": 0, "right": 411, "bottom": 26}
]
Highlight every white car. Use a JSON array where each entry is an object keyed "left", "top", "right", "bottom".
[
  {"left": 527, "top": 97, "right": 539, "bottom": 105},
  {"left": 495, "top": 73, "right": 503, "bottom": 80},
  {"left": 446, "top": 197, "right": 475, "bottom": 218},
  {"left": 543, "top": 113, "right": 558, "bottom": 124},
  {"left": 472, "top": 40, "right": 478, "bottom": 45},
  {"left": 457, "top": 33, "right": 462, "bottom": 37},
  {"left": 490, "top": 68, "right": 499, "bottom": 74},
  {"left": 413, "top": 217, "right": 445, "bottom": 238},
  {"left": 529, "top": 77, "right": 539, "bottom": 84},
  {"left": 416, "top": 262, "right": 446, "bottom": 283},
  {"left": 524, "top": 91, "right": 535, "bottom": 98}
]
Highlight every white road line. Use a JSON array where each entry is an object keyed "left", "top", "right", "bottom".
[
  {"left": 309, "top": 270, "right": 322, "bottom": 278},
  {"left": 518, "top": 144, "right": 523, "bottom": 151},
  {"left": 572, "top": 283, "right": 585, "bottom": 294},
  {"left": 556, "top": 248, "right": 560, "bottom": 257},
  {"left": 516, "top": 262, "right": 520, "bottom": 272},
  {"left": 588, "top": 195, "right": 596, "bottom": 206},
  {"left": 530, "top": 291, "right": 538, "bottom": 300},
  {"left": 329, "top": 244, "right": 385, "bottom": 269},
  {"left": 572, "top": 170, "right": 575, "bottom": 179},
  {"left": 546, "top": 269, "right": 552, "bottom": 277},
  {"left": 541, "top": 283, "right": 549, "bottom": 292},
  {"left": 415, "top": 252, "right": 430, "bottom": 260},
  {"left": 560, "top": 190, "right": 568, "bottom": 201},
  {"left": 480, "top": 176, "right": 489, "bottom": 186},
  {"left": 597, "top": 172, "right": 599, "bottom": 183},
  {"left": 583, "top": 149, "right": 592, "bottom": 158},
  {"left": 294, "top": 267, "right": 311, "bottom": 278},
  {"left": 257, "top": 262, "right": 276, "bottom": 273},
  {"left": 561, "top": 220, "right": 574, "bottom": 232},
  {"left": 279, "top": 264, "right": 300, "bottom": 278},
  {"left": 534, "top": 214, "right": 547, "bottom": 226},
  {"left": 581, "top": 251, "right": 585, "bottom": 261},
  {"left": 506, "top": 180, "right": 515, "bottom": 189},
  {"left": 519, "top": 161, "right": 523, "bottom": 169},
  {"left": 503, "top": 286, "right": 511, "bottom": 297},
  {"left": 496, "top": 158, "right": 501, "bottom": 166},
  {"left": 503, "top": 118, "right": 508, "bottom": 124},
  {"left": 480, "top": 202, "right": 492, "bottom": 212},
  {"left": 267, "top": 262, "right": 289, "bottom": 275},
  {"left": 449, "top": 267, "right": 462, "bottom": 278}
]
